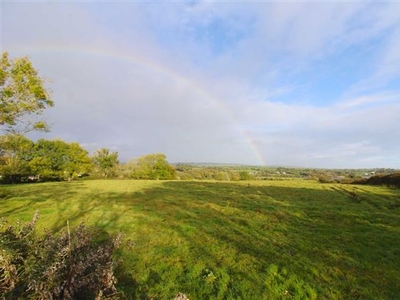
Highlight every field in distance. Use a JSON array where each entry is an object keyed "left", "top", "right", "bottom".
[{"left": 1, "top": 179, "right": 400, "bottom": 299}]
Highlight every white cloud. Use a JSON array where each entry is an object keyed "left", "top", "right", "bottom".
[
  {"left": 252, "top": 2, "right": 361, "bottom": 56},
  {"left": 3, "top": 2, "right": 400, "bottom": 168},
  {"left": 24, "top": 51, "right": 261, "bottom": 164}
]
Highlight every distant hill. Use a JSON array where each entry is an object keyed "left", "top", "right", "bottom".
[
  {"left": 355, "top": 172, "right": 400, "bottom": 188},
  {"left": 172, "top": 162, "right": 253, "bottom": 167}
]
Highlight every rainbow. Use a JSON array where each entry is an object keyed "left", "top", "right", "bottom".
[{"left": 16, "top": 47, "right": 266, "bottom": 165}]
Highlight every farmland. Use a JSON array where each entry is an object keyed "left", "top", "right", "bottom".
[{"left": 1, "top": 179, "right": 400, "bottom": 299}]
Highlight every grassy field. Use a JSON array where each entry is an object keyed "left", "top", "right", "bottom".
[{"left": 1, "top": 179, "right": 400, "bottom": 299}]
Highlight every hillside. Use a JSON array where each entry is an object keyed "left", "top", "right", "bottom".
[{"left": 355, "top": 172, "right": 400, "bottom": 188}]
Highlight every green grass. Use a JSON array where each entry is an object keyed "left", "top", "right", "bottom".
[{"left": 1, "top": 179, "right": 400, "bottom": 299}]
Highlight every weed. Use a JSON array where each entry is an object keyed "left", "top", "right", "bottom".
[{"left": 0, "top": 211, "right": 122, "bottom": 299}]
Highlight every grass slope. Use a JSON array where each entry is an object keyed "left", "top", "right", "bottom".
[{"left": 1, "top": 180, "right": 400, "bottom": 299}]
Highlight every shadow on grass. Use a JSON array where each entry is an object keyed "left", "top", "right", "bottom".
[
  {"left": 0, "top": 181, "right": 87, "bottom": 218},
  {"left": 1, "top": 180, "right": 400, "bottom": 299},
  {"left": 64, "top": 180, "right": 399, "bottom": 299}
]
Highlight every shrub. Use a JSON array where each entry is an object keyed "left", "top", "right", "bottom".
[
  {"left": 0, "top": 212, "right": 122, "bottom": 299},
  {"left": 239, "top": 171, "right": 252, "bottom": 181},
  {"left": 354, "top": 172, "right": 400, "bottom": 188}
]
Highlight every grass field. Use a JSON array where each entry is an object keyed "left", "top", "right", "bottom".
[{"left": 1, "top": 179, "right": 400, "bottom": 299}]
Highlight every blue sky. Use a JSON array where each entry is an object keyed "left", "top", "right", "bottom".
[{"left": 2, "top": 1, "right": 400, "bottom": 168}]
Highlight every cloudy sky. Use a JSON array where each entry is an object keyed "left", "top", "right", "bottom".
[{"left": 2, "top": 1, "right": 400, "bottom": 168}]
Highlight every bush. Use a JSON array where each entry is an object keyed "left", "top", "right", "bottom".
[
  {"left": 239, "top": 171, "right": 252, "bottom": 181},
  {"left": 0, "top": 212, "right": 122, "bottom": 299},
  {"left": 354, "top": 172, "right": 400, "bottom": 188},
  {"left": 318, "top": 175, "right": 333, "bottom": 183}
]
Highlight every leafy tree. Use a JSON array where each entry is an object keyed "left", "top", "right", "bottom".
[
  {"left": 62, "top": 142, "right": 93, "bottom": 180},
  {"left": 29, "top": 139, "right": 92, "bottom": 181},
  {"left": 29, "top": 140, "right": 66, "bottom": 180},
  {"left": 131, "top": 153, "right": 176, "bottom": 180},
  {"left": 92, "top": 148, "right": 119, "bottom": 178},
  {"left": 0, "top": 134, "right": 33, "bottom": 183},
  {"left": 215, "top": 171, "right": 230, "bottom": 181},
  {"left": 239, "top": 171, "right": 252, "bottom": 181},
  {"left": 0, "top": 52, "right": 54, "bottom": 133}
]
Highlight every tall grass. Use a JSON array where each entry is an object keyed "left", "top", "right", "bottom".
[{"left": 1, "top": 179, "right": 399, "bottom": 299}]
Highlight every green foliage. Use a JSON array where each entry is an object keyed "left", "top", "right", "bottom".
[
  {"left": 0, "top": 212, "right": 121, "bottom": 299},
  {"left": 92, "top": 148, "right": 119, "bottom": 178},
  {"left": 214, "top": 171, "right": 230, "bottom": 181},
  {"left": 239, "top": 170, "right": 252, "bottom": 180},
  {"left": 0, "top": 136, "right": 92, "bottom": 183},
  {"left": 174, "top": 165, "right": 398, "bottom": 182},
  {"left": 0, "top": 134, "right": 34, "bottom": 183},
  {"left": 29, "top": 139, "right": 92, "bottom": 181},
  {"left": 317, "top": 173, "right": 333, "bottom": 183},
  {"left": 175, "top": 164, "right": 240, "bottom": 181},
  {"left": 0, "top": 52, "right": 54, "bottom": 133},
  {"left": 61, "top": 142, "right": 93, "bottom": 180},
  {"left": 130, "top": 153, "right": 176, "bottom": 180}
]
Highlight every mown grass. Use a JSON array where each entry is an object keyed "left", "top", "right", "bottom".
[{"left": 1, "top": 179, "right": 400, "bottom": 299}]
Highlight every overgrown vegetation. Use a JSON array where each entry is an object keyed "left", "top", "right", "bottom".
[
  {"left": 1, "top": 179, "right": 399, "bottom": 299},
  {"left": 354, "top": 172, "right": 400, "bottom": 188},
  {"left": 0, "top": 211, "right": 122, "bottom": 299}
]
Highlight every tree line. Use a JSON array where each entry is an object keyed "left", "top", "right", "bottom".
[
  {"left": 4, "top": 52, "right": 384, "bottom": 184},
  {"left": 0, "top": 134, "right": 176, "bottom": 183},
  {"left": 0, "top": 52, "right": 176, "bottom": 183}
]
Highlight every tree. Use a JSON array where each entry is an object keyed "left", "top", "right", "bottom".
[
  {"left": 29, "top": 139, "right": 92, "bottom": 181},
  {"left": 239, "top": 171, "right": 252, "bottom": 181},
  {"left": 92, "top": 148, "right": 119, "bottom": 178},
  {"left": 29, "top": 140, "right": 66, "bottom": 180},
  {"left": 0, "top": 134, "right": 33, "bottom": 183},
  {"left": 131, "top": 153, "right": 176, "bottom": 180},
  {"left": 0, "top": 52, "right": 54, "bottom": 133},
  {"left": 215, "top": 171, "right": 230, "bottom": 181},
  {"left": 62, "top": 142, "right": 93, "bottom": 180}
]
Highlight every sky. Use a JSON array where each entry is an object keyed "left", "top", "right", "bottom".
[{"left": 2, "top": 1, "right": 400, "bottom": 168}]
